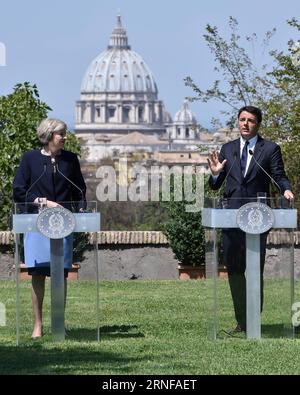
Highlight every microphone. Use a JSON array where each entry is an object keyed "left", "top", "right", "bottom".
[
  {"left": 222, "top": 151, "right": 238, "bottom": 186},
  {"left": 54, "top": 159, "right": 84, "bottom": 203},
  {"left": 248, "top": 149, "right": 282, "bottom": 194},
  {"left": 51, "top": 157, "right": 56, "bottom": 174},
  {"left": 25, "top": 163, "right": 47, "bottom": 204}
]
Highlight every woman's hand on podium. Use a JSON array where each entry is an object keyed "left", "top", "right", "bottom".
[
  {"left": 46, "top": 200, "right": 63, "bottom": 208},
  {"left": 34, "top": 198, "right": 63, "bottom": 208},
  {"left": 284, "top": 190, "right": 294, "bottom": 201}
]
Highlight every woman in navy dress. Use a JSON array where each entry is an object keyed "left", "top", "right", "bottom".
[{"left": 13, "top": 118, "right": 86, "bottom": 338}]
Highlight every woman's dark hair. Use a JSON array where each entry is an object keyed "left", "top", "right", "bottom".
[{"left": 238, "top": 106, "right": 262, "bottom": 124}]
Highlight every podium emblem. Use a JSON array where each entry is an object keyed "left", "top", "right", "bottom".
[
  {"left": 37, "top": 207, "right": 76, "bottom": 239},
  {"left": 236, "top": 202, "right": 274, "bottom": 234}
]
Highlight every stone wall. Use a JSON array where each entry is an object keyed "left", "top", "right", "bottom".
[
  {"left": 0, "top": 249, "right": 14, "bottom": 280},
  {"left": 1, "top": 231, "right": 300, "bottom": 280},
  {"left": 80, "top": 245, "right": 179, "bottom": 280},
  {"left": 265, "top": 247, "right": 300, "bottom": 278}
]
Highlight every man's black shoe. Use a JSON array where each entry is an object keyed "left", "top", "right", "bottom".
[
  {"left": 232, "top": 324, "right": 246, "bottom": 333},
  {"left": 219, "top": 324, "right": 246, "bottom": 338},
  {"left": 226, "top": 324, "right": 244, "bottom": 334}
]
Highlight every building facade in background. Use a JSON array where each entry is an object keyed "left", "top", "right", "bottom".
[{"left": 75, "top": 15, "right": 206, "bottom": 162}]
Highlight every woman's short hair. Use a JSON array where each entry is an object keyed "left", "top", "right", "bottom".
[{"left": 37, "top": 118, "right": 67, "bottom": 144}]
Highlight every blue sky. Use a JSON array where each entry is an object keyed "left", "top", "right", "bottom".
[{"left": 0, "top": 0, "right": 299, "bottom": 128}]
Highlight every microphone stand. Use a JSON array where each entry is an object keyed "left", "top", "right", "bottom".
[
  {"left": 55, "top": 162, "right": 85, "bottom": 211},
  {"left": 248, "top": 150, "right": 285, "bottom": 208},
  {"left": 219, "top": 152, "right": 238, "bottom": 208},
  {"left": 25, "top": 164, "right": 47, "bottom": 213}
]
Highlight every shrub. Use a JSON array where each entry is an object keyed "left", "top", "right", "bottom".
[{"left": 162, "top": 174, "right": 205, "bottom": 266}]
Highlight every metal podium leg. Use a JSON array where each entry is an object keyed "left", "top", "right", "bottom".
[
  {"left": 14, "top": 233, "right": 20, "bottom": 346},
  {"left": 212, "top": 229, "right": 218, "bottom": 340},
  {"left": 289, "top": 230, "right": 295, "bottom": 338},
  {"left": 246, "top": 234, "right": 261, "bottom": 339},
  {"left": 93, "top": 233, "right": 100, "bottom": 342},
  {"left": 50, "top": 239, "right": 65, "bottom": 341}
]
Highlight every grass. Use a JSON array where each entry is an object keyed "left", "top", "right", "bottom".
[{"left": 0, "top": 278, "right": 300, "bottom": 375}]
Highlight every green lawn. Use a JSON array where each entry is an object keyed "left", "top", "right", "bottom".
[{"left": 0, "top": 278, "right": 300, "bottom": 375}]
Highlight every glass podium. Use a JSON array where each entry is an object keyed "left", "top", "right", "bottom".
[
  {"left": 12, "top": 201, "right": 100, "bottom": 344},
  {"left": 202, "top": 197, "right": 297, "bottom": 340}
]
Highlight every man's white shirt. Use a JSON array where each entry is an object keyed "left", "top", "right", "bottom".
[{"left": 212, "top": 135, "right": 258, "bottom": 181}]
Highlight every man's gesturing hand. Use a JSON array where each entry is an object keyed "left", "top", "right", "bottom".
[{"left": 207, "top": 151, "right": 227, "bottom": 176}]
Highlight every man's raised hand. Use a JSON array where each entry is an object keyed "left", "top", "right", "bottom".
[{"left": 207, "top": 150, "right": 227, "bottom": 176}]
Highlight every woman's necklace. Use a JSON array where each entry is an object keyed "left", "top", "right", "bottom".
[{"left": 41, "top": 148, "right": 51, "bottom": 156}]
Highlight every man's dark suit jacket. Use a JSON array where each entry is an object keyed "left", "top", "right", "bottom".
[
  {"left": 208, "top": 135, "right": 292, "bottom": 329},
  {"left": 208, "top": 135, "right": 291, "bottom": 201}
]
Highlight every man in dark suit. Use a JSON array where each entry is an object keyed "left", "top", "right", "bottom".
[{"left": 207, "top": 105, "right": 294, "bottom": 333}]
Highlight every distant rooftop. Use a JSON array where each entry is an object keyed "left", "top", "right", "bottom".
[{"left": 110, "top": 131, "right": 168, "bottom": 145}]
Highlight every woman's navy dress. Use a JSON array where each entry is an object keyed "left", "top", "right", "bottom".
[{"left": 13, "top": 149, "right": 86, "bottom": 269}]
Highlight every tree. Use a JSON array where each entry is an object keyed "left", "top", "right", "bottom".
[
  {"left": 162, "top": 174, "right": 206, "bottom": 266},
  {"left": 0, "top": 82, "right": 82, "bottom": 230},
  {"left": 265, "top": 18, "right": 300, "bottom": 196},
  {"left": 185, "top": 17, "right": 300, "bottom": 200},
  {"left": 185, "top": 17, "right": 277, "bottom": 128}
]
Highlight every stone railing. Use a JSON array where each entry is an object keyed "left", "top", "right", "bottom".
[
  {"left": 0, "top": 231, "right": 14, "bottom": 245},
  {"left": 91, "top": 231, "right": 168, "bottom": 245},
  {"left": 1, "top": 230, "right": 299, "bottom": 246}
]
